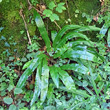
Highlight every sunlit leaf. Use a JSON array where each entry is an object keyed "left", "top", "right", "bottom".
[
  {"left": 53, "top": 43, "right": 69, "bottom": 58},
  {"left": 43, "top": 9, "right": 52, "bottom": 17},
  {"left": 49, "top": 1, "right": 56, "bottom": 10},
  {"left": 22, "top": 60, "right": 33, "bottom": 70},
  {"left": 3, "top": 97, "right": 13, "bottom": 105},
  {"left": 50, "top": 66, "right": 59, "bottom": 88},
  {"left": 56, "top": 2, "right": 66, "bottom": 13},
  {"left": 9, "top": 104, "right": 16, "bottom": 110},
  {"left": 51, "top": 31, "right": 57, "bottom": 42},
  {"left": 53, "top": 25, "right": 81, "bottom": 48},
  {"left": 55, "top": 32, "right": 90, "bottom": 49},
  {"left": 34, "top": 10, "right": 51, "bottom": 52},
  {"left": 100, "top": 24, "right": 108, "bottom": 35},
  {"left": 0, "top": 27, "right": 3, "bottom": 32},
  {"left": 61, "top": 46, "right": 98, "bottom": 62},
  {"left": 5, "top": 42, "right": 10, "bottom": 47},
  {"left": 61, "top": 64, "right": 89, "bottom": 74},
  {"left": 75, "top": 26, "right": 100, "bottom": 32},
  {"left": 58, "top": 67, "right": 76, "bottom": 91},
  {"left": 31, "top": 59, "right": 43, "bottom": 106},
  {"left": 50, "top": 13, "right": 59, "bottom": 22},
  {"left": 107, "top": 28, "right": 110, "bottom": 47},
  {"left": 14, "top": 88, "right": 23, "bottom": 94},
  {"left": 40, "top": 58, "right": 49, "bottom": 103},
  {"left": 17, "top": 55, "right": 45, "bottom": 88}
]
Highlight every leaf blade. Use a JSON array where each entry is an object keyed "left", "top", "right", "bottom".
[
  {"left": 61, "top": 64, "right": 89, "bottom": 74},
  {"left": 58, "top": 68, "right": 76, "bottom": 91},
  {"left": 34, "top": 10, "right": 51, "bottom": 52},
  {"left": 49, "top": 66, "right": 59, "bottom": 88},
  {"left": 40, "top": 58, "right": 49, "bottom": 103}
]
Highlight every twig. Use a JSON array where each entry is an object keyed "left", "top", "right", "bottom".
[
  {"left": 19, "top": 8, "right": 32, "bottom": 45},
  {"left": 54, "top": 21, "right": 61, "bottom": 30}
]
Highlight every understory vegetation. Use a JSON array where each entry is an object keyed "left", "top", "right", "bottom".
[{"left": 0, "top": 0, "right": 110, "bottom": 110}]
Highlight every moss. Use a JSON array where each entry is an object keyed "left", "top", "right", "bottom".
[
  {"left": 28, "top": 25, "right": 36, "bottom": 36},
  {"left": 0, "top": 0, "right": 32, "bottom": 57}
]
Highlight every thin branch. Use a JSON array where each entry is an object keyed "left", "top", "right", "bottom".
[
  {"left": 19, "top": 8, "right": 32, "bottom": 45},
  {"left": 54, "top": 21, "right": 61, "bottom": 30}
]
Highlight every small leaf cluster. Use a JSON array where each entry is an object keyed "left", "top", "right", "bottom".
[{"left": 43, "top": 1, "right": 66, "bottom": 22}]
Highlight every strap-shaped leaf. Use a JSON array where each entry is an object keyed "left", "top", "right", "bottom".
[
  {"left": 22, "top": 60, "right": 33, "bottom": 70},
  {"left": 53, "top": 43, "right": 69, "bottom": 58},
  {"left": 17, "top": 54, "right": 45, "bottom": 88},
  {"left": 16, "top": 58, "right": 39, "bottom": 88},
  {"left": 34, "top": 10, "right": 51, "bottom": 52},
  {"left": 49, "top": 66, "right": 59, "bottom": 88},
  {"left": 58, "top": 67, "right": 76, "bottom": 91},
  {"left": 61, "top": 64, "right": 89, "bottom": 74},
  {"left": 53, "top": 25, "right": 100, "bottom": 48},
  {"left": 100, "top": 24, "right": 108, "bottom": 35},
  {"left": 51, "top": 31, "right": 57, "bottom": 42},
  {"left": 31, "top": 61, "right": 43, "bottom": 106},
  {"left": 69, "top": 39, "right": 93, "bottom": 47},
  {"left": 40, "top": 58, "right": 49, "bottom": 103},
  {"left": 61, "top": 47, "right": 98, "bottom": 62},
  {"left": 107, "top": 28, "right": 110, "bottom": 47},
  {"left": 74, "top": 26, "right": 100, "bottom": 32},
  {"left": 59, "top": 86, "right": 90, "bottom": 98},
  {"left": 55, "top": 32, "right": 90, "bottom": 49},
  {"left": 53, "top": 25, "right": 81, "bottom": 47},
  {"left": 16, "top": 68, "right": 32, "bottom": 88}
]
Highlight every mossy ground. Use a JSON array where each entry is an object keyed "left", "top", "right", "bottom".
[{"left": 0, "top": 0, "right": 100, "bottom": 58}]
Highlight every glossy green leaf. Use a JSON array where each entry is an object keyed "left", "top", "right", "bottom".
[
  {"left": 100, "top": 24, "right": 108, "bottom": 35},
  {"left": 40, "top": 58, "right": 49, "bottom": 103},
  {"left": 61, "top": 64, "right": 89, "bottom": 74},
  {"left": 34, "top": 10, "right": 51, "bottom": 52},
  {"left": 16, "top": 68, "right": 32, "bottom": 88},
  {"left": 49, "top": 66, "right": 59, "bottom": 88},
  {"left": 61, "top": 47, "right": 98, "bottom": 62},
  {"left": 22, "top": 60, "right": 33, "bottom": 70},
  {"left": 69, "top": 39, "right": 93, "bottom": 47},
  {"left": 88, "top": 64, "right": 99, "bottom": 98},
  {"left": 59, "top": 87, "right": 91, "bottom": 98},
  {"left": 51, "top": 31, "right": 57, "bottom": 42},
  {"left": 50, "top": 13, "right": 59, "bottom": 22},
  {"left": 3, "top": 97, "right": 13, "bottom": 105},
  {"left": 49, "top": 1, "right": 56, "bottom": 10},
  {"left": 58, "top": 68, "right": 76, "bottom": 90},
  {"left": 9, "top": 105, "right": 16, "bottom": 110},
  {"left": 74, "top": 26, "right": 100, "bottom": 32},
  {"left": 47, "top": 84, "right": 54, "bottom": 103},
  {"left": 31, "top": 59, "right": 43, "bottom": 106},
  {"left": 107, "top": 28, "right": 110, "bottom": 47},
  {"left": 53, "top": 25, "right": 81, "bottom": 47},
  {"left": 17, "top": 55, "right": 44, "bottom": 88},
  {"left": 43, "top": 9, "right": 52, "bottom": 17},
  {"left": 14, "top": 88, "right": 23, "bottom": 94},
  {"left": 56, "top": 2, "right": 66, "bottom": 13},
  {"left": 55, "top": 32, "right": 89, "bottom": 49},
  {"left": 53, "top": 43, "right": 69, "bottom": 58},
  {"left": 0, "top": 27, "right": 4, "bottom": 32},
  {"left": 5, "top": 42, "right": 10, "bottom": 47},
  {"left": 7, "top": 85, "right": 14, "bottom": 92},
  {"left": 0, "top": 36, "right": 6, "bottom": 40}
]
